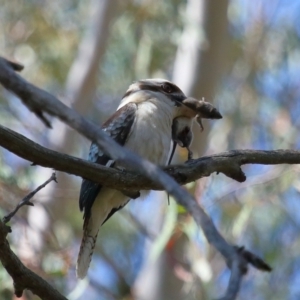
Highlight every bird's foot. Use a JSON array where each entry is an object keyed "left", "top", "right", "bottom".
[{"left": 186, "top": 148, "right": 193, "bottom": 162}]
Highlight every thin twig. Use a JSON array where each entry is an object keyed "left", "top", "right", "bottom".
[
  {"left": 236, "top": 246, "right": 272, "bottom": 272},
  {"left": 3, "top": 173, "right": 57, "bottom": 224}
]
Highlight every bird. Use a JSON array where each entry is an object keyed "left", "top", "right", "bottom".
[
  {"left": 168, "top": 97, "right": 222, "bottom": 164},
  {"left": 76, "top": 79, "right": 202, "bottom": 278}
]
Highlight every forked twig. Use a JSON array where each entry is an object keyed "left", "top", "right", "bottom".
[{"left": 3, "top": 172, "right": 57, "bottom": 223}]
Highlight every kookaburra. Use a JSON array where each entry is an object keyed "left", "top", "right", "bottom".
[
  {"left": 169, "top": 98, "right": 222, "bottom": 164},
  {"left": 76, "top": 79, "right": 216, "bottom": 278}
]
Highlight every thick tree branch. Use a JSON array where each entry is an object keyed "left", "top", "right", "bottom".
[
  {"left": 0, "top": 221, "right": 67, "bottom": 300},
  {"left": 0, "top": 57, "right": 276, "bottom": 299},
  {"left": 1, "top": 124, "right": 300, "bottom": 192}
]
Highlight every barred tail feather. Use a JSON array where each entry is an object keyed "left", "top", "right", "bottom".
[
  {"left": 76, "top": 189, "right": 129, "bottom": 279},
  {"left": 76, "top": 216, "right": 100, "bottom": 279}
]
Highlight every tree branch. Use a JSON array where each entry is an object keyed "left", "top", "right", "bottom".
[
  {"left": 1, "top": 123, "right": 300, "bottom": 192},
  {"left": 3, "top": 173, "right": 57, "bottom": 224},
  {"left": 0, "top": 56, "right": 278, "bottom": 299},
  {"left": 0, "top": 221, "right": 67, "bottom": 299}
]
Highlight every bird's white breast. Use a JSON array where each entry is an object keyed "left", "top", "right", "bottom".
[{"left": 122, "top": 100, "right": 173, "bottom": 167}]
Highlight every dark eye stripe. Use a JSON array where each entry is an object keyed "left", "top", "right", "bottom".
[
  {"left": 162, "top": 83, "right": 172, "bottom": 93},
  {"left": 122, "top": 83, "right": 162, "bottom": 99},
  {"left": 162, "top": 82, "right": 183, "bottom": 94},
  {"left": 122, "top": 89, "right": 134, "bottom": 99},
  {"left": 122, "top": 81, "right": 186, "bottom": 104},
  {"left": 139, "top": 83, "right": 162, "bottom": 93}
]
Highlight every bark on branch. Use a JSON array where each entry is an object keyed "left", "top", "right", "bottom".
[
  {"left": 0, "top": 221, "right": 67, "bottom": 300},
  {"left": 0, "top": 57, "right": 282, "bottom": 299},
  {"left": 0, "top": 124, "right": 300, "bottom": 191}
]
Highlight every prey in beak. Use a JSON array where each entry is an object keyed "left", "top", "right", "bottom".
[
  {"left": 170, "top": 97, "right": 222, "bottom": 163},
  {"left": 182, "top": 97, "right": 222, "bottom": 131}
]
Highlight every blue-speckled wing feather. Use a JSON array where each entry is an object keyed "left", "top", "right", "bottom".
[{"left": 79, "top": 103, "right": 137, "bottom": 221}]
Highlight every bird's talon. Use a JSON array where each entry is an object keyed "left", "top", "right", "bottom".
[{"left": 187, "top": 149, "right": 193, "bottom": 161}]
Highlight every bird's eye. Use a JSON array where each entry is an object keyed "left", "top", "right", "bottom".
[{"left": 162, "top": 83, "right": 173, "bottom": 93}]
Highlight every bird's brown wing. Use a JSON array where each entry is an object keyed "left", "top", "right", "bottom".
[{"left": 79, "top": 103, "right": 137, "bottom": 222}]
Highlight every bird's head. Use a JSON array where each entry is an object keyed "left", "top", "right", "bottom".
[
  {"left": 120, "top": 79, "right": 222, "bottom": 122},
  {"left": 120, "top": 79, "right": 187, "bottom": 108}
]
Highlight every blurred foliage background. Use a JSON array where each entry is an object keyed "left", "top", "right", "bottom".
[{"left": 1, "top": 0, "right": 300, "bottom": 299}]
